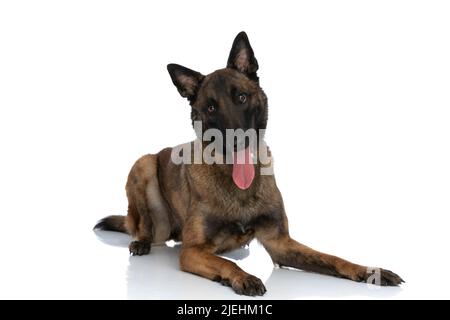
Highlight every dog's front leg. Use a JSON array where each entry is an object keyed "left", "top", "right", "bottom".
[
  {"left": 258, "top": 231, "right": 404, "bottom": 286},
  {"left": 180, "top": 245, "right": 266, "bottom": 296}
]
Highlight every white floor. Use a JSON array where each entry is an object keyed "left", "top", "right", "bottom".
[
  {"left": 95, "top": 231, "right": 406, "bottom": 300},
  {"left": 0, "top": 226, "right": 422, "bottom": 299},
  {"left": 0, "top": 189, "right": 448, "bottom": 299}
]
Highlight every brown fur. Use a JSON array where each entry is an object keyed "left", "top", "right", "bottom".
[{"left": 95, "top": 32, "right": 403, "bottom": 295}]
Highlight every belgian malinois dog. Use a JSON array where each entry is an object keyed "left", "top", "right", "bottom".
[{"left": 94, "top": 32, "right": 403, "bottom": 296}]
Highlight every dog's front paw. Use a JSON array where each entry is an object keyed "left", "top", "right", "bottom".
[
  {"left": 362, "top": 267, "right": 405, "bottom": 286},
  {"left": 129, "top": 240, "right": 151, "bottom": 256},
  {"left": 231, "top": 274, "right": 267, "bottom": 296}
]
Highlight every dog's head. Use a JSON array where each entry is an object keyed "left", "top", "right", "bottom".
[{"left": 167, "top": 32, "right": 268, "bottom": 151}]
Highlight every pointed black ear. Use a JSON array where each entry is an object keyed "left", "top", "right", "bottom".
[
  {"left": 167, "top": 64, "right": 204, "bottom": 102},
  {"left": 226, "top": 31, "right": 259, "bottom": 80}
]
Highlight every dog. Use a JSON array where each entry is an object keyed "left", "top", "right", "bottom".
[{"left": 94, "top": 31, "right": 403, "bottom": 296}]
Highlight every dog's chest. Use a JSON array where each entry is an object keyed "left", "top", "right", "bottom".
[
  {"left": 203, "top": 216, "right": 255, "bottom": 251},
  {"left": 203, "top": 209, "right": 280, "bottom": 242}
]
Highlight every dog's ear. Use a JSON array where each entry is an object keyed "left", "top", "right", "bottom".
[
  {"left": 226, "top": 31, "right": 259, "bottom": 80},
  {"left": 167, "top": 64, "right": 204, "bottom": 102}
]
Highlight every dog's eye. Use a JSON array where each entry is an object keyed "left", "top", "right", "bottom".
[
  {"left": 208, "top": 105, "right": 216, "bottom": 113},
  {"left": 239, "top": 93, "right": 247, "bottom": 104}
]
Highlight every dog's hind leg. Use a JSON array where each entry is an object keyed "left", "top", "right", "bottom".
[
  {"left": 126, "top": 196, "right": 153, "bottom": 256},
  {"left": 126, "top": 154, "right": 171, "bottom": 256}
]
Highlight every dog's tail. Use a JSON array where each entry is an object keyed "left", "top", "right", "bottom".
[{"left": 93, "top": 215, "right": 128, "bottom": 234}]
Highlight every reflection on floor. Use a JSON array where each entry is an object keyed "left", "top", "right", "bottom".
[{"left": 95, "top": 230, "right": 402, "bottom": 299}]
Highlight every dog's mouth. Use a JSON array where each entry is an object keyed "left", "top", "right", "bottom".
[{"left": 232, "top": 146, "right": 255, "bottom": 190}]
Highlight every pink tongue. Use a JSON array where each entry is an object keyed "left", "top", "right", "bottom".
[{"left": 232, "top": 147, "right": 255, "bottom": 190}]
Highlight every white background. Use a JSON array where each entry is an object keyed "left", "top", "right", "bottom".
[{"left": 1, "top": 0, "right": 449, "bottom": 299}]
